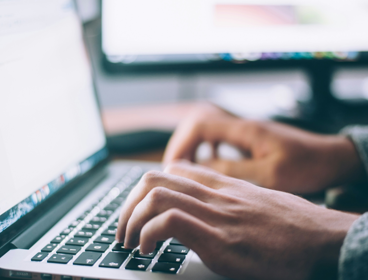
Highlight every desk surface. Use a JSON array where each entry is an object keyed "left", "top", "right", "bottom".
[{"left": 114, "top": 149, "right": 165, "bottom": 163}]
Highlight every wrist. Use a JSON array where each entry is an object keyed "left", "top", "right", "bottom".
[
  {"left": 323, "top": 136, "right": 366, "bottom": 187},
  {"left": 310, "top": 210, "right": 359, "bottom": 280}
]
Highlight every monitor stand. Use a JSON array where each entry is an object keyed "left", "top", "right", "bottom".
[{"left": 282, "top": 62, "right": 368, "bottom": 134}]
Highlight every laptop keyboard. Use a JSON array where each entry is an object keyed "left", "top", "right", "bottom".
[{"left": 31, "top": 166, "right": 189, "bottom": 275}]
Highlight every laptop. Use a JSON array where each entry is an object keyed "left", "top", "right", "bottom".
[{"left": 0, "top": 1, "right": 226, "bottom": 279}]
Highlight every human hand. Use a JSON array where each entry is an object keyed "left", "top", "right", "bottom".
[
  {"left": 163, "top": 104, "right": 365, "bottom": 194},
  {"left": 116, "top": 161, "right": 358, "bottom": 280}
]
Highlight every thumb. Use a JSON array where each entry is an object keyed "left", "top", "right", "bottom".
[{"left": 201, "top": 159, "right": 261, "bottom": 184}]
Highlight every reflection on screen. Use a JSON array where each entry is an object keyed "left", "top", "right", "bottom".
[{"left": 0, "top": 0, "right": 106, "bottom": 232}]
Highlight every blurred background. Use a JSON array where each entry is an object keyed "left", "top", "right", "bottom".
[{"left": 75, "top": 0, "right": 368, "bottom": 156}]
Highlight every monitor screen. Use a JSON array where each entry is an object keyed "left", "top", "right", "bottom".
[
  {"left": 0, "top": 0, "right": 107, "bottom": 234},
  {"left": 102, "top": 0, "right": 368, "bottom": 65}
]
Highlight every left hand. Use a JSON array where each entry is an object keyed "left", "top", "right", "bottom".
[{"left": 116, "top": 161, "right": 358, "bottom": 280}]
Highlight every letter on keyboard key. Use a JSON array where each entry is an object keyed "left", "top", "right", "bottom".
[
  {"left": 57, "top": 245, "right": 81, "bottom": 255},
  {"left": 90, "top": 216, "right": 107, "bottom": 224},
  {"left": 101, "top": 229, "right": 117, "bottom": 236},
  {"left": 48, "top": 254, "right": 73, "bottom": 264},
  {"left": 66, "top": 237, "right": 89, "bottom": 246},
  {"left": 85, "top": 244, "right": 109, "bottom": 253},
  {"left": 41, "top": 244, "right": 57, "bottom": 252},
  {"left": 125, "top": 259, "right": 151, "bottom": 271},
  {"left": 152, "top": 262, "right": 181, "bottom": 274},
  {"left": 158, "top": 253, "right": 185, "bottom": 264},
  {"left": 74, "top": 230, "right": 95, "bottom": 238},
  {"left": 134, "top": 250, "right": 157, "bottom": 259},
  {"left": 94, "top": 235, "right": 114, "bottom": 244},
  {"left": 83, "top": 224, "right": 100, "bottom": 230},
  {"left": 31, "top": 252, "right": 48, "bottom": 262},
  {"left": 99, "top": 252, "right": 129, "bottom": 268},
  {"left": 50, "top": 236, "right": 65, "bottom": 244},
  {"left": 60, "top": 228, "right": 73, "bottom": 235},
  {"left": 164, "top": 245, "right": 189, "bottom": 255},
  {"left": 73, "top": 252, "right": 102, "bottom": 266}
]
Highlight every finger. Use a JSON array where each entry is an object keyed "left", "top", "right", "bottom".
[
  {"left": 124, "top": 187, "right": 218, "bottom": 248},
  {"left": 116, "top": 171, "right": 215, "bottom": 242},
  {"left": 202, "top": 159, "right": 262, "bottom": 184},
  {"left": 139, "top": 208, "right": 218, "bottom": 258},
  {"left": 164, "top": 160, "right": 233, "bottom": 189},
  {"left": 163, "top": 118, "right": 204, "bottom": 164},
  {"left": 163, "top": 115, "right": 243, "bottom": 165}
]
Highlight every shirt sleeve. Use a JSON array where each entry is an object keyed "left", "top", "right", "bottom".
[
  {"left": 339, "top": 212, "right": 368, "bottom": 280},
  {"left": 338, "top": 126, "right": 368, "bottom": 280},
  {"left": 340, "top": 125, "right": 368, "bottom": 181}
]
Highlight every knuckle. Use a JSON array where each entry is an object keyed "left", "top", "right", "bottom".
[
  {"left": 164, "top": 162, "right": 180, "bottom": 174},
  {"left": 141, "top": 170, "right": 163, "bottom": 186},
  {"left": 146, "top": 187, "right": 168, "bottom": 205},
  {"left": 164, "top": 209, "right": 183, "bottom": 228},
  {"left": 164, "top": 160, "right": 189, "bottom": 174}
]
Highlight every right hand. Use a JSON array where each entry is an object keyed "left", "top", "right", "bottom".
[
  {"left": 163, "top": 104, "right": 365, "bottom": 194},
  {"left": 117, "top": 161, "right": 358, "bottom": 280}
]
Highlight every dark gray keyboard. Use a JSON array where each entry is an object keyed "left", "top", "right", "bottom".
[{"left": 31, "top": 166, "right": 189, "bottom": 274}]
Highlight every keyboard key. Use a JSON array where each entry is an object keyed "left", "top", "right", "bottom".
[
  {"left": 112, "top": 243, "right": 133, "bottom": 253},
  {"left": 41, "top": 273, "right": 52, "bottom": 280},
  {"left": 77, "top": 213, "right": 88, "bottom": 220},
  {"left": 83, "top": 224, "right": 100, "bottom": 231},
  {"left": 73, "top": 252, "right": 102, "bottom": 266},
  {"left": 48, "top": 254, "right": 73, "bottom": 264},
  {"left": 85, "top": 243, "right": 109, "bottom": 253},
  {"left": 118, "top": 190, "right": 130, "bottom": 199},
  {"left": 103, "top": 203, "right": 120, "bottom": 211},
  {"left": 99, "top": 252, "right": 129, "bottom": 268},
  {"left": 41, "top": 244, "right": 57, "bottom": 252},
  {"left": 94, "top": 236, "right": 114, "bottom": 244},
  {"left": 108, "top": 222, "right": 118, "bottom": 229},
  {"left": 134, "top": 250, "right": 157, "bottom": 259},
  {"left": 125, "top": 258, "right": 151, "bottom": 271},
  {"left": 50, "top": 236, "right": 66, "bottom": 244},
  {"left": 96, "top": 210, "right": 113, "bottom": 218},
  {"left": 152, "top": 262, "right": 180, "bottom": 274},
  {"left": 112, "top": 197, "right": 124, "bottom": 204},
  {"left": 69, "top": 221, "right": 80, "bottom": 227},
  {"left": 90, "top": 217, "right": 107, "bottom": 224},
  {"left": 170, "top": 238, "right": 182, "bottom": 245},
  {"left": 60, "top": 228, "right": 73, "bottom": 235},
  {"left": 74, "top": 230, "right": 95, "bottom": 238},
  {"left": 158, "top": 253, "right": 185, "bottom": 264},
  {"left": 164, "top": 245, "right": 189, "bottom": 255},
  {"left": 57, "top": 245, "right": 81, "bottom": 255},
  {"left": 66, "top": 237, "right": 89, "bottom": 246},
  {"left": 155, "top": 241, "right": 165, "bottom": 250},
  {"left": 31, "top": 252, "right": 48, "bottom": 262},
  {"left": 101, "top": 229, "right": 117, "bottom": 236}
]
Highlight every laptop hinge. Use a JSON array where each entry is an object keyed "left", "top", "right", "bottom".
[{"left": 9, "top": 166, "right": 108, "bottom": 250}]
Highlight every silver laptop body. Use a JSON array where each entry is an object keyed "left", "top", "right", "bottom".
[{"left": 0, "top": 1, "right": 225, "bottom": 279}]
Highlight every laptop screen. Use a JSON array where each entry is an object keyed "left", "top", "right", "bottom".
[{"left": 0, "top": 0, "right": 108, "bottom": 234}]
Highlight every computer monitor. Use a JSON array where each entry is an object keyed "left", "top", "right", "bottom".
[{"left": 102, "top": 0, "right": 368, "bottom": 71}]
